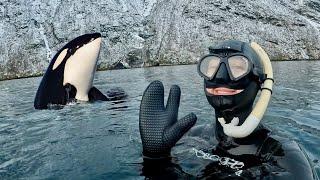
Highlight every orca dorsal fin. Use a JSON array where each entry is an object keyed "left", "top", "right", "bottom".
[
  {"left": 88, "top": 86, "right": 109, "bottom": 101},
  {"left": 88, "top": 86, "right": 127, "bottom": 102}
]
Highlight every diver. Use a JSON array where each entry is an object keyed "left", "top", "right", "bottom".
[{"left": 139, "top": 40, "right": 316, "bottom": 179}]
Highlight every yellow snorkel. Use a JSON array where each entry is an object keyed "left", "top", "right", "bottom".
[{"left": 217, "top": 42, "right": 274, "bottom": 138}]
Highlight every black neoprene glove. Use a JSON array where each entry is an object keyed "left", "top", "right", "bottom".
[{"left": 139, "top": 81, "right": 197, "bottom": 159}]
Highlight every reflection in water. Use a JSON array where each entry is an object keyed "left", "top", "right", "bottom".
[
  {"left": 107, "top": 106, "right": 129, "bottom": 111},
  {"left": 0, "top": 62, "right": 319, "bottom": 178},
  {"left": 111, "top": 100, "right": 127, "bottom": 105}
]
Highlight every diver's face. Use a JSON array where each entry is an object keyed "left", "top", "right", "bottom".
[
  {"left": 204, "top": 60, "right": 250, "bottom": 98},
  {"left": 205, "top": 57, "right": 247, "bottom": 96},
  {"left": 198, "top": 54, "right": 258, "bottom": 111},
  {"left": 205, "top": 80, "right": 259, "bottom": 112},
  {"left": 205, "top": 64, "right": 244, "bottom": 96}
]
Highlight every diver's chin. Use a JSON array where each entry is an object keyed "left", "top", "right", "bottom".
[{"left": 206, "top": 87, "right": 243, "bottom": 96}]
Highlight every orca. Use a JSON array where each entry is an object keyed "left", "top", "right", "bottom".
[{"left": 34, "top": 33, "right": 126, "bottom": 109}]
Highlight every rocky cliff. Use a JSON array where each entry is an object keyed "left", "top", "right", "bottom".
[{"left": 0, "top": 0, "right": 319, "bottom": 80}]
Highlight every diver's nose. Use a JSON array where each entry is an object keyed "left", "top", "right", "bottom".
[{"left": 214, "top": 63, "right": 230, "bottom": 82}]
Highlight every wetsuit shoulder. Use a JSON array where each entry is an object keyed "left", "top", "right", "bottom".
[{"left": 271, "top": 138, "right": 315, "bottom": 180}]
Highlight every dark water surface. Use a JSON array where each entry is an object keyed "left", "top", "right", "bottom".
[{"left": 0, "top": 61, "right": 319, "bottom": 179}]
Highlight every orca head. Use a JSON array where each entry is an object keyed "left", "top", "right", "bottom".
[
  {"left": 52, "top": 32, "right": 102, "bottom": 101},
  {"left": 34, "top": 33, "right": 102, "bottom": 109}
]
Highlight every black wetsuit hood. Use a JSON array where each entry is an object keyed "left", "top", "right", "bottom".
[{"left": 203, "top": 40, "right": 264, "bottom": 141}]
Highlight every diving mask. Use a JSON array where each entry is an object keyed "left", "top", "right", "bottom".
[{"left": 198, "top": 54, "right": 252, "bottom": 82}]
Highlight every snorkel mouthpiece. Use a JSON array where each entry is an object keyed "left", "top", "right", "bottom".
[{"left": 218, "top": 42, "right": 274, "bottom": 138}]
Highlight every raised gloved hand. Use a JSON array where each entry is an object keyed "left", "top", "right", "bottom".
[{"left": 139, "top": 81, "right": 197, "bottom": 158}]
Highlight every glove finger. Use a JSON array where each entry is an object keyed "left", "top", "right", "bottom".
[
  {"left": 140, "top": 81, "right": 165, "bottom": 112},
  {"left": 165, "top": 85, "right": 181, "bottom": 124},
  {"left": 164, "top": 113, "right": 197, "bottom": 146}
]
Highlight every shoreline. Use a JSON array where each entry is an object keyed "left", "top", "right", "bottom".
[{"left": 0, "top": 59, "right": 319, "bottom": 82}]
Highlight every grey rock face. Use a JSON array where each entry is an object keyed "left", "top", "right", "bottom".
[{"left": 0, "top": 0, "right": 319, "bottom": 80}]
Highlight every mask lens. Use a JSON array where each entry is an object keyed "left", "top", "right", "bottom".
[
  {"left": 228, "top": 56, "right": 249, "bottom": 79},
  {"left": 199, "top": 56, "right": 221, "bottom": 79}
]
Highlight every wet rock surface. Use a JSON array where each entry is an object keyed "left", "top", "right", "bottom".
[{"left": 0, "top": 0, "right": 319, "bottom": 80}]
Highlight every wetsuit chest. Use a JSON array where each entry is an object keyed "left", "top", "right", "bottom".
[{"left": 197, "top": 128, "right": 285, "bottom": 179}]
